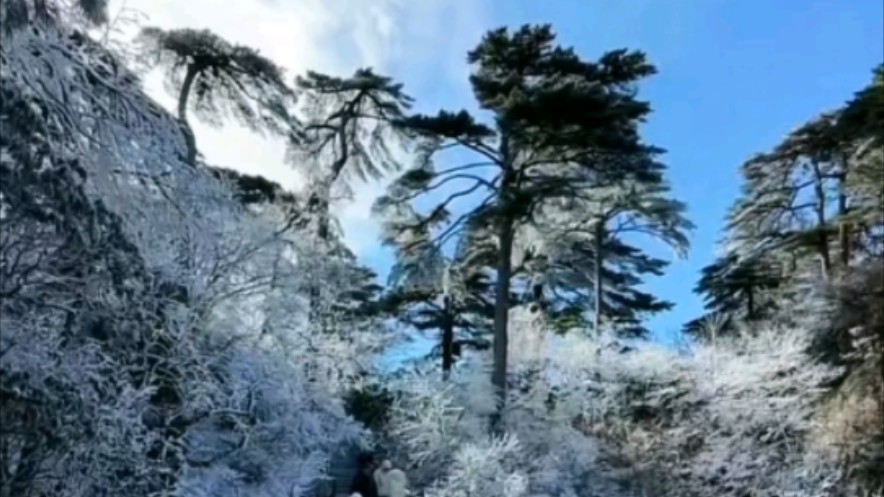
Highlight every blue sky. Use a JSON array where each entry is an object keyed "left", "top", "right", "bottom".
[{"left": 360, "top": 0, "right": 884, "bottom": 344}]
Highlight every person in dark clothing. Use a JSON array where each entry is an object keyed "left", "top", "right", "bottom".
[{"left": 350, "top": 463, "right": 379, "bottom": 497}]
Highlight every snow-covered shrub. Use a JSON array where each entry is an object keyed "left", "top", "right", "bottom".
[
  {"left": 385, "top": 361, "right": 531, "bottom": 496},
  {"left": 383, "top": 302, "right": 846, "bottom": 497},
  {"left": 1, "top": 58, "right": 171, "bottom": 494},
  {"left": 543, "top": 324, "right": 845, "bottom": 496},
  {"left": 421, "top": 434, "right": 529, "bottom": 497},
  {"left": 383, "top": 311, "right": 628, "bottom": 497},
  {"left": 177, "top": 341, "right": 363, "bottom": 497}
]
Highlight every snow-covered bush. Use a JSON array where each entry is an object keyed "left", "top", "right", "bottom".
[
  {"left": 384, "top": 311, "right": 627, "bottom": 497},
  {"left": 177, "top": 341, "right": 363, "bottom": 497},
  {"left": 602, "top": 330, "right": 841, "bottom": 495},
  {"left": 385, "top": 360, "right": 532, "bottom": 496},
  {"left": 384, "top": 303, "right": 846, "bottom": 497}
]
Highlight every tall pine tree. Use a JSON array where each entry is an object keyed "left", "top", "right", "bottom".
[{"left": 380, "top": 24, "right": 659, "bottom": 424}]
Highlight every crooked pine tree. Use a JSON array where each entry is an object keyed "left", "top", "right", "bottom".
[
  {"left": 137, "top": 27, "right": 297, "bottom": 165},
  {"left": 289, "top": 69, "right": 412, "bottom": 326}
]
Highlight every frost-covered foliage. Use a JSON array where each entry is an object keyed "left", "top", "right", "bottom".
[
  {"left": 385, "top": 304, "right": 847, "bottom": 497},
  {"left": 384, "top": 309, "right": 623, "bottom": 497},
  {"left": 177, "top": 343, "right": 363, "bottom": 497},
  {"left": 792, "top": 263, "right": 884, "bottom": 495},
  {"left": 385, "top": 359, "right": 538, "bottom": 496},
  {"left": 586, "top": 330, "right": 843, "bottom": 496},
  {"left": 1, "top": 7, "right": 370, "bottom": 496}
]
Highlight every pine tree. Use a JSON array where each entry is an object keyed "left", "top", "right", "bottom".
[
  {"left": 836, "top": 64, "right": 884, "bottom": 256},
  {"left": 376, "top": 202, "right": 493, "bottom": 378},
  {"left": 381, "top": 24, "right": 658, "bottom": 424},
  {"left": 686, "top": 64, "right": 883, "bottom": 338},
  {"left": 291, "top": 69, "right": 412, "bottom": 239},
  {"left": 290, "top": 69, "right": 412, "bottom": 325},
  {"left": 209, "top": 166, "right": 298, "bottom": 206},
  {"left": 530, "top": 158, "right": 691, "bottom": 337},
  {"left": 685, "top": 253, "right": 782, "bottom": 338},
  {"left": 726, "top": 113, "right": 855, "bottom": 286},
  {"left": 136, "top": 27, "right": 297, "bottom": 165}
]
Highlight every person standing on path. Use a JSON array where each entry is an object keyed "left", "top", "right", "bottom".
[
  {"left": 376, "top": 460, "right": 408, "bottom": 497},
  {"left": 373, "top": 460, "right": 390, "bottom": 497}
]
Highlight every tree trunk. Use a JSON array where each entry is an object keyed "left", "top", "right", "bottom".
[
  {"left": 746, "top": 285, "right": 756, "bottom": 321},
  {"left": 177, "top": 64, "right": 199, "bottom": 166},
  {"left": 441, "top": 295, "right": 454, "bottom": 380},
  {"left": 811, "top": 161, "right": 831, "bottom": 279},
  {"left": 308, "top": 146, "right": 347, "bottom": 328},
  {"left": 490, "top": 211, "right": 515, "bottom": 432},
  {"left": 259, "top": 250, "right": 282, "bottom": 339},
  {"left": 837, "top": 183, "right": 850, "bottom": 268},
  {"left": 593, "top": 219, "right": 605, "bottom": 337},
  {"left": 307, "top": 189, "right": 330, "bottom": 328}
]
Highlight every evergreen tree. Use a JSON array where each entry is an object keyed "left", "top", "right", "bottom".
[
  {"left": 725, "top": 114, "right": 854, "bottom": 285},
  {"left": 136, "top": 27, "right": 297, "bottom": 164},
  {"left": 291, "top": 68, "right": 412, "bottom": 239},
  {"left": 209, "top": 166, "right": 298, "bottom": 206},
  {"left": 380, "top": 24, "right": 658, "bottom": 422},
  {"left": 684, "top": 253, "right": 782, "bottom": 338},
  {"left": 377, "top": 202, "right": 493, "bottom": 378},
  {"left": 836, "top": 64, "right": 884, "bottom": 256},
  {"left": 687, "top": 64, "right": 884, "bottom": 337},
  {"left": 529, "top": 159, "right": 691, "bottom": 337},
  {"left": 290, "top": 68, "right": 412, "bottom": 325}
]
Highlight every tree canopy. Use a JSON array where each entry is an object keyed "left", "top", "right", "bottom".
[{"left": 137, "top": 26, "right": 298, "bottom": 164}]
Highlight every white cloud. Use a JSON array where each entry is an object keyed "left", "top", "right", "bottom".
[{"left": 105, "top": 0, "right": 487, "bottom": 259}]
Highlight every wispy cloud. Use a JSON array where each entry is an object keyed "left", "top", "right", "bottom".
[{"left": 107, "top": 0, "right": 488, "bottom": 258}]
